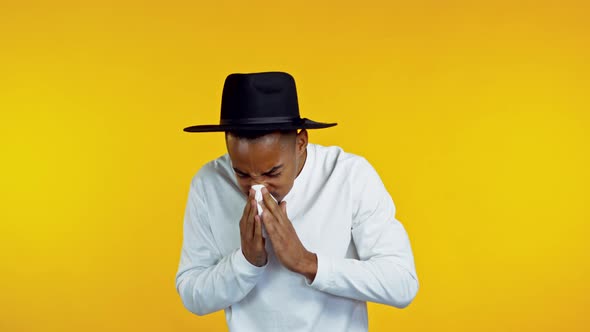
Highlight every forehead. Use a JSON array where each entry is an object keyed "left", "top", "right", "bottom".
[{"left": 226, "top": 134, "right": 294, "bottom": 172}]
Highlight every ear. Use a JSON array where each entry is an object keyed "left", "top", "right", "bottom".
[{"left": 295, "top": 129, "right": 308, "bottom": 156}]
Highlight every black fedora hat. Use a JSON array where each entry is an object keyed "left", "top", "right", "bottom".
[{"left": 183, "top": 71, "right": 337, "bottom": 132}]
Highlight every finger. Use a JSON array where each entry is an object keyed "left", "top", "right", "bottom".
[
  {"left": 254, "top": 215, "right": 262, "bottom": 240},
  {"left": 240, "top": 194, "right": 252, "bottom": 233},
  {"left": 261, "top": 187, "right": 282, "bottom": 220},
  {"left": 280, "top": 201, "right": 287, "bottom": 215},
  {"left": 246, "top": 199, "right": 257, "bottom": 239},
  {"left": 242, "top": 192, "right": 252, "bottom": 216},
  {"left": 242, "top": 189, "right": 254, "bottom": 216},
  {"left": 261, "top": 205, "right": 278, "bottom": 225},
  {"left": 260, "top": 211, "right": 277, "bottom": 238},
  {"left": 263, "top": 208, "right": 288, "bottom": 242},
  {"left": 248, "top": 189, "right": 257, "bottom": 228},
  {"left": 250, "top": 197, "right": 258, "bottom": 219}
]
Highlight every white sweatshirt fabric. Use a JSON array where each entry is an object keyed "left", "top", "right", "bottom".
[{"left": 175, "top": 143, "right": 419, "bottom": 332}]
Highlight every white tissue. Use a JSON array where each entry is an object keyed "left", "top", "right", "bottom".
[
  {"left": 251, "top": 184, "right": 277, "bottom": 216},
  {"left": 251, "top": 184, "right": 265, "bottom": 216}
]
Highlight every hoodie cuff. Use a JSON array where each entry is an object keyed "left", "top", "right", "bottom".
[
  {"left": 305, "top": 253, "right": 334, "bottom": 291},
  {"left": 234, "top": 248, "right": 268, "bottom": 276}
]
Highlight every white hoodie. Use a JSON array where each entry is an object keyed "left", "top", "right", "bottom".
[{"left": 175, "top": 143, "right": 419, "bottom": 331}]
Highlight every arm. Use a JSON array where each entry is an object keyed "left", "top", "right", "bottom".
[
  {"left": 175, "top": 180, "right": 267, "bottom": 316},
  {"left": 307, "top": 158, "right": 419, "bottom": 308}
]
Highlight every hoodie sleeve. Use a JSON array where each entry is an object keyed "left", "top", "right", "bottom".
[
  {"left": 175, "top": 177, "right": 267, "bottom": 316},
  {"left": 307, "top": 157, "right": 419, "bottom": 308}
]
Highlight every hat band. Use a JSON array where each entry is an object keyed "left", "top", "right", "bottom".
[{"left": 220, "top": 116, "right": 300, "bottom": 125}]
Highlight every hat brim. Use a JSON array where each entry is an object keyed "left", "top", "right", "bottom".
[{"left": 183, "top": 118, "right": 337, "bottom": 132}]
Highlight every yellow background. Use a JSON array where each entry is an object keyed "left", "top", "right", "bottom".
[{"left": 1, "top": 0, "right": 589, "bottom": 331}]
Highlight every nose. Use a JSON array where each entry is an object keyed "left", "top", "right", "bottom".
[{"left": 249, "top": 179, "right": 267, "bottom": 188}]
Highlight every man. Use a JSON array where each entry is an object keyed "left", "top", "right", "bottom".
[{"left": 175, "top": 71, "right": 419, "bottom": 331}]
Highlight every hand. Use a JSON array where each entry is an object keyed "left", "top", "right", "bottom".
[
  {"left": 259, "top": 187, "right": 317, "bottom": 281},
  {"left": 240, "top": 189, "right": 267, "bottom": 267}
]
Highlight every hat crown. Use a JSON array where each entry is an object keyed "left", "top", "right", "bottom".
[
  {"left": 182, "top": 71, "right": 336, "bottom": 132},
  {"left": 220, "top": 72, "right": 301, "bottom": 125}
]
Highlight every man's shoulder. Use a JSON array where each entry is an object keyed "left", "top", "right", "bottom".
[
  {"left": 189, "top": 153, "right": 234, "bottom": 189},
  {"left": 310, "top": 143, "right": 383, "bottom": 190},
  {"left": 310, "top": 143, "right": 370, "bottom": 170}
]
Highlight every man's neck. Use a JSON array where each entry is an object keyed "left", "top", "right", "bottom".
[{"left": 295, "top": 147, "right": 307, "bottom": 178}]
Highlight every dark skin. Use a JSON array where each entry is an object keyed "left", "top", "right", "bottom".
[{"left": 226, "top": 130, "right": 318, "bottom": 282}]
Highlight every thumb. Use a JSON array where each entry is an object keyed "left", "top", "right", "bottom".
[{"left": 281, "top": 201, "right": 287, "bottom": 214}]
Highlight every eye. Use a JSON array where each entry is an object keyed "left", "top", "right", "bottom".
[
  {"left": 267, "top": 172, "right": 281, "bottom": 178},
  {"left": 236, "top": 173, "right": 249, "bottom": 178}
]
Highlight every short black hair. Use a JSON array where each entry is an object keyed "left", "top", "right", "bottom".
[{"left": 225, "top": 129, "right": 298, "bottom": 141}]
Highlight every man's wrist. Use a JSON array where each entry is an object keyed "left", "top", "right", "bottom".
[
  {"left": 298, "top": 251, "right": 318, "bottom": 282},
  {"left": 242, "top": 249, "right": 267, "bottom": 267}
]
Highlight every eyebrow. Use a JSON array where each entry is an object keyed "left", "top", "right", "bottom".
[
  {"left": 233, "top": 164, "right": 284, "bottom": 176},
  {"left": 262, "top": 164, "right": 283, "bottom": 175}
]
